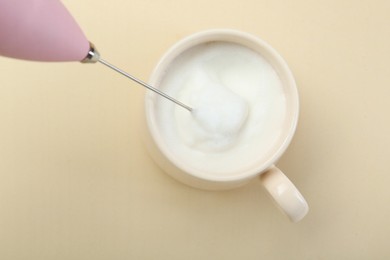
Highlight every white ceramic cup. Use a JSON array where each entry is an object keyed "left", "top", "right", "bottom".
[{"left": 143, "top": 29, "right": 308, "bottom": 222}]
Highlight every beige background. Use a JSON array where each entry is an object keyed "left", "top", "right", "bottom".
[{"left": 1, "top": 0, "right": 389, "bottom": 259}]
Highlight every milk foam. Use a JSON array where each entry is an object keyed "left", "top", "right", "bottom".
[
  {"left": 154, "top": 42, "right": 286, "bottom": 175},
  {"left": 185, "top": 71, "right": 249, "bottom": 152}
]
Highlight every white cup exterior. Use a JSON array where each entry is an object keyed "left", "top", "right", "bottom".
[{"left": 143, "top": 29, "right": 308, "bottom": 222}]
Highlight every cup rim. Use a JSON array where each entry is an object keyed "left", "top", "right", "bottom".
[{"left": 145, "top": 29, "right": 299, "bottom": 183}]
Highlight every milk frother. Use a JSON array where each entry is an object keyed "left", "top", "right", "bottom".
[{"left": 0, "top": 0, "right": 192, "bottom": 111}]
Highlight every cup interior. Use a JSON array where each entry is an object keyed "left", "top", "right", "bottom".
[{"left": 145, "top": 30, "right": 299, "bottom": 182}]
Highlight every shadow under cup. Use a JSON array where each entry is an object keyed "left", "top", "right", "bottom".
[{"left": 144, "top": 30, "right": 299, "bottom": 191}]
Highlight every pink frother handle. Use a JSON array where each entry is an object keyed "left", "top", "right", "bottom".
[
  {"left": 0, "top": 0, "right": 190, "bottom": 110},
  {"left": 0, "top": 0, "right": 89, "bottom": 62}
]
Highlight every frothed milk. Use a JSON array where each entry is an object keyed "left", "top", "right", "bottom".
[{"left": 154, "top": 42, "right": 286, "bottom": 176}]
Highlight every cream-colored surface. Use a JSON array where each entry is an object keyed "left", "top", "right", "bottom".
[{"left": 0, "top": 0, "right": 389, "bottom": 259}]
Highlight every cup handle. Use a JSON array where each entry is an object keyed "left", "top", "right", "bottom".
[{"left": 260, "top": 166, "right": 309, "bottom": 222}]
